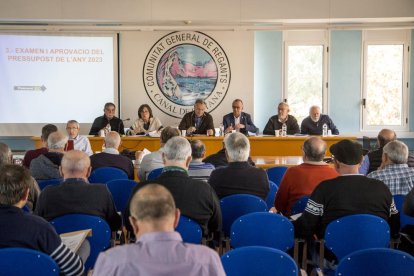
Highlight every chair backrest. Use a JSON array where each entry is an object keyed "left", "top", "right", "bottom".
[
  {"left": 221, "top": 246, "right": 298, "bottom": 276},
  {"left": 220, "top": 194, "right": 268, "bottom": 237},
  {"left": 147, "top": 167, "right": 163, "bottom": 180},
  {"left": 176, "top": 215, "right": 203, "bottom": 244},
  {"left": 0, "top": 248, "right": 59, "bottom": 276},
  {"left": 291, "top": 195, "right": 310, "bottom": 215},
  {"left": 89, "top": 167, "right": 128, "bottom": 183},
  {"left": 325, "top": 214, "right": 390, "bottom": 261},
  {"left": 50, "top": 214, "right": 111, "bottom": 270},
  {"left": 393, "top": 194, "right": 414, "bottom": 230},
  {"left": 230, "top": 212, "right": 294, "bottom": 251},
  {"left": 106, "top": 179, "right": 138, "bottom": 214},
  {"left": 266, "top": 166, "right": 288, "bottom": 185},
  {"left": 37, "top": 178, "right": 62, "bottom": 190},
  {"left": 335, "top": 248, "right": 414, "bottom": 276},
  {"left": 265, "top": 180, "right": 278, "bottom": 210}
]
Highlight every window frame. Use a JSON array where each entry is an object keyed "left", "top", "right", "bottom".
[{"left": 361, "top": 29, "right": 411, "bottom": 132}]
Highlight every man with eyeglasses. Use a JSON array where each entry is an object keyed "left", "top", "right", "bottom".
[
  {"left": 89, "top": 102, "right": 125, "bottom": 136},
  {"left": 66, "top": 120, "right": 93, "bottom": 156},
  {"left": 222, "top": 99, "right": 258, "bottom": 135}
]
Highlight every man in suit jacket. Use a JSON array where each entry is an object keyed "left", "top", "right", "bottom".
[
  {"left": 222, "top": 99, "right": 258, "bottom": 135},
  {"left": 179, "top": 99, "right": 215, "bottom": 136}
]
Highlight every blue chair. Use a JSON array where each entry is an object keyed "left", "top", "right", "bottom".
[
  {"left": 50, "top": 214, "right": 111, "bottom": 270},
  {"left": 393, "top": 194, "right": 414, "bottom": 230},
  {"left": 266, "top": 166, "right": 288, "bottom": 185},
  {"left": 291, "top": 195, "right": 310, "bottom": 215},
  {"left": 89, "top": 167, "right": 128, "bottom": 183},
  {"left": 230, "top": 212, "right": 294, "bottom": 252},
  {"left": 265, "top": 180, "right": 278, "bottom": 210},
  {"left": 221, "top": 246, "right": 298, "bottom": 276},
  {"left": 220, "top": 194, "right": 268, "bottom": 237},
  {"left": 176, "top": 215, "right": 203, "bottom": 244},
  {"left": 147, "top": 167, "right": 163, "bottom": 180},
  {"left": 0, "top": 248, "right": 59, "bottom": 275},
  {"left": 106, "top": 179, "right": 138, "bottom": 214},
  {"left": 336, "top": 248, "right": 414, "bottom": 276},
  {"left": 320, "top": 214, "right": 390, "bottom": 269},
  {"left": 37, "top": 178, "right": 62, "bottom": 190}
]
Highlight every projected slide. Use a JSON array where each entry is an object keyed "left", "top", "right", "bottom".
[{"left": 0, "top": 34, "right": 115, "bottom": 123}]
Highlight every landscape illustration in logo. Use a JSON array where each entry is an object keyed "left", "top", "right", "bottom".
[{"left": 156, "top": 45, "right": 217, "bottom": 106}]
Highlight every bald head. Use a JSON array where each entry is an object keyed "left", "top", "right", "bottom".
[
  {"left": 104, "top": 131, "right": 121, "bottom": 149},
  {"left": 0, "top": 143, "right": 11, "bottom": 167},
  {"left": 129, "top": 184, "right": 178, "bottom": 236},
  {"left": 47, "top": 131, "right": 68, "bottom": 150},
  {"left": 60, "top": 150, "right": 91, "bottom": 179},
  {"left": 378, "top": 129, "right": 397, "bottom": 148},
  {"left": 303, "top": 136, "right": 327, "bottom": 162}
]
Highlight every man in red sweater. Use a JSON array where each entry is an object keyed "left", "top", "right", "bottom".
[{"left": 272, "top": 136, "right": 338, "bottom": 215}]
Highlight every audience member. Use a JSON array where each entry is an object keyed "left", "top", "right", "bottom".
[
  {"left": 129, "top": 104, "right": 163, "bottom": 135},
  {"left": 0, "top": 165, "right": 84, "bottom": 275},
  {"left": 22, "top": 124, "right": 57, "bottom": 168},
  {"left": 179, "top": 99, "right": 215, "bottom": 136},
  {"left": 94, "top": 184, "right": 225, "bottom": 276},
  {"left": 222, "top": 99, "right": 258, "bottom": 135},
  {"left": 89, "top": 102, "right": 125, "bottom": 135},
  {"left": 209, "top": 132, "right": 269, "bottom": 200},
  {"left": 90, "top": 131, "right": 134, "bottom": 179},
  {"left": 30, "top": 131, "right": 67, "bottom": 180},
  {"left": 35, "top": 150, "right": 121, "bottom": 231},
  {"left": 125, "top": 137, "right": 221, "bottom": 236},
  {"left": 271, "top": 137, "right": 339, "bottom": 216},
  {"left": 0, "top": 143, "right": 40, "bottom": 211},
  {"left": 359, "top": 129, "right": 396, "bottom": 175},
  {"left": 367, "top": 140, "right": 414, "bottom": 195},
  {"left": 66, "top": 119, "right": 93, "bottom": 156},
  {"left": 294, "top": 139, "right": 400, "bottom": 241},
  {"left": 263, "top": 102, "right": 300, "bottom": 135},
  {"left": 188, "top": 140, "right": 215, "bottom": 182},
  {"left": 136, "top": 126, "right": 180, "bottom": 180},
  {"left": 300, "top": 106, "right": 339, "bottom": 135},
  {"left": 202, "top": 141, "right": 255, "bottom": 168}
]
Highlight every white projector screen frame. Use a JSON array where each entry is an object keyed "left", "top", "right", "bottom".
[{"left": 0, "top": 32, "right": 119, "bottom": 136}]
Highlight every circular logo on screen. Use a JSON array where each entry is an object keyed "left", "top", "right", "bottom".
[{"left": 143, "top": 31, "right": 231, "bottom": 118}]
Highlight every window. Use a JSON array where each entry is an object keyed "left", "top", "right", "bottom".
[
  {"left": 362, "top": 30, "right": 410, "bottom": 131},
  {"left": 283, "top": 31, "right": 329, "bottom": 123}
]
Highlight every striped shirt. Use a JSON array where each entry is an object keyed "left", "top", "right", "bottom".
[
  {"left": 367, "top": 164, "right": 414, "bottom": 195},
  {"left": 50, "top": 243, "right": 84, "bottom": 275}
]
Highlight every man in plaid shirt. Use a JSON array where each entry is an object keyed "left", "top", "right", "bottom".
[{"left": 368, "top": 140, "right": 414, "bottom": 195}]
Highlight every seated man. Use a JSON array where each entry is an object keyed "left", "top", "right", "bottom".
[
  {"left": 223, "top": 99, "right": 258, "bottom": 135},
  {"left": 125, "top": 137, "right": 221, "bottom": 236},
  {"left": 89, "top": 102, "right": 125, "bottom": 135},
  {"left": 90, "top": 131, "right": 134, "bottom": 179},
  {"left": 0, "top": 143, "right": 40, "bottom": 211},
  {"left": 179, "top": 99, "right": 215, "bottom": 136},
  {"left": 93, "top": 184, "right": 225, "bottom": 276},
  {"left": 35, "top": 150, "right": 121, "bottom": 231},
  {"left": 294, "top": 139, "right": 400, "bottom": 241},
  {"left": 359, "top": 128, "right": 396, "bottom": 175},
  {"left": 66, "top": 119, "right": 93, "bottom": 156},
  {"left": 300, "top": 106, "right": 339, "bottom": 135},
  {"left": 22, "top": 124, "right": 57, "bottom": 168},
  {"left": 0, "top": 165, "right": 84, "bottom": 275},
  {"left": 30, "top": 131, "right": 67, "bottom": 180},
  {"left": 263, "top": 102, "right": 300, "bottom": 135},
  {"left": 136, "top": 126, "right": 180, "bottom": 180},
  {"left": 209, "top": 132, "right": 269, "bottom": 200},
  {"left": 188, "top": 140, "right": 215, "bottom": 182},
  {"left": 272, "top": 137, "right": 339, "bottom": 216},
  {"left": 368, "top": 140, "right": 414, "bottom": 195}
]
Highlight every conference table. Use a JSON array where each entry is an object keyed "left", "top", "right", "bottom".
[{"left": 32, "top": 135, "right": 356, "bottom": 168}]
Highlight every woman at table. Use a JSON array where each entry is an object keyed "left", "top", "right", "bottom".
[{"left": 129, "top": 104, "right": 163, "bottom": 135}]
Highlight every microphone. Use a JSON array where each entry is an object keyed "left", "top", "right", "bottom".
[{"left": 118, "top": 118, "right": 130, "bottom": 133}]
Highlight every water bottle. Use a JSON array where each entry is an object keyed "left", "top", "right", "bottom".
[
  {"left": 281, "top": 123, "right": 287, "bottom": 137},
  {"left": 105, "top": 123, "right": 111, "bottom": 133},
  {"left": 322, "top": 123, "right": 328, "bottom": 137},
  {"left": 219, "top": 123, "right": 224, "bottom": 136}
]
